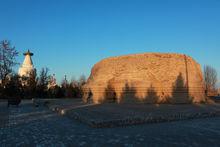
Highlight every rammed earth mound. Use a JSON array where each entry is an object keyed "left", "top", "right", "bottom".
[{"left": 83, "top": 53, "right": 206, "bottom": 104}]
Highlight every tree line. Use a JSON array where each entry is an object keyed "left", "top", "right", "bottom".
[
  {"left": 0, "top": 40, "right": 86, "bottom": 99},
  {"left": 0, "top": 39, "right": 219, "bottom": 99},
  {"left": 0, "top": 69, "right": 86, "bottom": 99}
]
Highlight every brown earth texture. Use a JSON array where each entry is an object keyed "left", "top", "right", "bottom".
[{"left": 83, "top": 53, "right": 206, "bottom": 104}]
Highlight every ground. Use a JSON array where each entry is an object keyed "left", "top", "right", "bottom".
[{"left": 1, "top": 100, "right": 220, "bottom": 146}]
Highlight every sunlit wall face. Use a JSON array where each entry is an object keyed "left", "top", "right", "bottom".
[{"left": 84, "top": 53, "right": 206, "bottom": 104}]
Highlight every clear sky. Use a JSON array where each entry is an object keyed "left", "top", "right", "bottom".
[{"left": 0, "top": 0, "right": 220, "bottom": 85}]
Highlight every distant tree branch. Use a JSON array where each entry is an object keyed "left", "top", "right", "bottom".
[{"left": 204, "top": 65, "right": 218, "bottom": 93}]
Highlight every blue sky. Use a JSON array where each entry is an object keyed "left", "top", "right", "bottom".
[{"left": 0, "top": 0, "right": 220, "bottom": 85}]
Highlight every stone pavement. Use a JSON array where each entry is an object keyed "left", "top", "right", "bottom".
[
  {"left": 48, "top": 99, "right": 220, "bottom": 128},
  {"left": 1, "top": 101, "right": 220, "bottom": 146},
  {"left": 0, "top": 102, "right": 8, "bottom": 128}
]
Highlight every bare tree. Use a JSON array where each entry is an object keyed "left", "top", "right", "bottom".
[
  {"left": 79, "top": 75, "right": 86, "bottom": 86},
  {"left": 36, "top": 68, "right": 50, "bottom": 98},
  {"left": 70, "top": 77, "right": 78, "bottom": 87},
  {"left": 204, "top": 65, "right": 218, "bottom": 93},
  {"left": 38, "top": 68, "right": 50, "bottom": 86},
  {"left": 0, "top": 40, "right": 18, "bottom": 85}
]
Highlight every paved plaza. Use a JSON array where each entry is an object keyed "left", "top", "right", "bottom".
[
  {"left": 62, "top": 102, "right": 220, "bottom": 128},
  {"left": 1, "top": 100, "right": 220, "bottom": 146}
]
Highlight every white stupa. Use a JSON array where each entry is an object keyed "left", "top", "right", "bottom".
[{"left": 18, "top": 50, "right": 35, "bottom": 77}]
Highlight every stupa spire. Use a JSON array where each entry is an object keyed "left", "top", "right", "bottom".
[
  {"left": 18, "top": 49, "right": 35, "bottom": 77},
  {"left": 23, "top": 49, "right": 33, "bottom": 56}
]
